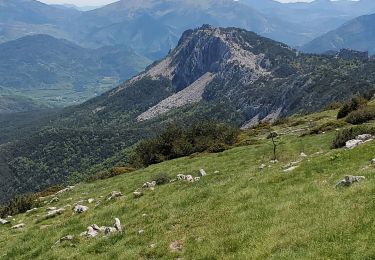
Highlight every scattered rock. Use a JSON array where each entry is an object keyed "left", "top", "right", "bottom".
[
  {"left": 133, "top": 191, "right": 144, "bottom": 198},
  {"left": 194, "top": 177, "right": 201, "bottom": 182},
  {"left": 114, "top": 218, "right": 122, "bottom": 232},
  {"left": 46, "top": 207, "right": 57, "bottom": 211},
  {"left": 336, "top": 175, "right": 366, "bottom": 187},
  {"left": 11, "top": 223, "right": 25, "bottom": 229},
  {"left": 357, "top": 134, "right": 373, "bottom": 141},
  {"left": 108, "top": 191, "right": 123, "bottom": 201},
  {"left": 186, "top": 175, "right": 194, "bottom": 183},
  {"left": 150, "top": 243, "right": 157, "bottom": 248},
  {"left": 346, "top": 139, "right": 364, "bottom": 149},
  {"left": 81, "top": 226, "right": 98, "bottom": 237},
  {"left": 73, "top": 205, "right": 89, "bottom": 214},
  {"left": 138, "top": 229, "right": 145, "bottom": 235},
  {"left": 169, "top": 240, "right": 183, "bottom": 252},
  {"left": 49, "top": 197, "right": 59, "bottom": 204},
  {"left": 55, "top": 186, "right": 74, "bottom": 196},
  {"left": 300, "top": 152, "right": 307, "bottom": 157},
  {"left": 259, "top": 164, "right": 266, "bottom": 170},
  {"left": 142, "top": 181, "right": 157, "bottom": 189},
  {"left": 0, "top": 219, "right": 10, "bottom": 225},
  {"left": 26, "top": 208, "right": 38, "bottom": 214},
  {"left": 198, "top": 169, "right": 207, "bottom": 177},
  {"left": 283, "top": 166, "right": 298, "bottom": 172},
  {"left": 270, "top": 160, "right": 279, "bottom": 164},
  {"left": 371, "top": 158, "right": 375, "bottom": 165},
  {"left": 214, "top": 171, "right": 220, "bottom": 174},
  {"left": 45, "top": 208, "right": 65, "bottom": 219},
  {"left": 104, "top": 227, "right": 117, "bottom": 235},
  {"left": 88, "top": 198, "right": 95, "bottom": 204},
  {"left": 142, "top": 214, "right": 148, "bottom": 217},
  {"left": 55, "top": 235, "right": 74, "bottom": 245},
  {"left": 177, "top": 174, "right": 186, "bottom": 180}
]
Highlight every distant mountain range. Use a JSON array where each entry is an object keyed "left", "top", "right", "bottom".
[
  {"left": 2, "top": 25, "right": 375, "bottom": 202},
  {"left": 0, "top": 34, "right": 150, "bottom": 113},
  {"left": 3, "top": 0, "right": 375, "bottom": 60},
  {"left": 301, "top": 13, "right": 375, "bottom": 54}
]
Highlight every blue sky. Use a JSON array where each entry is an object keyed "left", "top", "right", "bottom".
[{"left": 40, "top": 0, "right": 313, "bottom": 7}]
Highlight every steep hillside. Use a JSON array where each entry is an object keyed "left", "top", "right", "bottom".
[
  {"left": 1, "top": 108, "right": 375, "bottom": 259},
  {"left": 0, "top": 34, "right": 151, "bottom": 111},
  {"left": 2, "top": 25, "right": 375, "bottom": 203},
  {"left": 301, "top": 13, "right": 375, "bottom": 54}
]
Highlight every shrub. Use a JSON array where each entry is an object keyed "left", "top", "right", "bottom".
[
  {"left": 337, "top": 96, "right": 368, "bottom": 119},
  {"left": 131, "top": 122, "right": 239, "bottom": 167},
  {"left": 345, "top": 107, "right": 375, "bottom": 125},
  {"left": 307, "top": 120, "right": 347, "bottom": 135},
  {"left": 0, "top": 193, "right": 41, "bottom": 218},
  {"left": 331, "top": 126, "right": 375, "bottom": 149},
  {"left": 324, "top": 101, "right": 343, "bottom": 111},
  {"left": 87, "top": 167, "right": 135, "bottom": 182},
  {"left": 152, "top": 173, "right": 170, "bottom": 185}
]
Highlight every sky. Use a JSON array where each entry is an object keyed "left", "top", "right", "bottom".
[{"left": 39, "top": 0, "right": 313, "bottom": 7}]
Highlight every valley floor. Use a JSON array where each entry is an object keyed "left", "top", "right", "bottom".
[{"left": 1, "top": 109, "right": 375, "bottom": 259}]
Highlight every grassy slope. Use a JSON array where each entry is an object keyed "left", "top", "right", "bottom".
[{"left": 1, "top": 109, "right": 375, "bottom": 259}]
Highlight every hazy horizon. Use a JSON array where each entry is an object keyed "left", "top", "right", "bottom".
[{"left": 39, "top": 0, "right": 314, "bottom": 7}]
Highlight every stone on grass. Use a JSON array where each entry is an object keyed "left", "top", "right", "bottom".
[
  {"left": 88, "top": 198, "right": 95, "bottom": 204},
  {"left": 55, "top": 235, "right": 74, "bottom": 245},
  {"left": 177, "top": 174, "right": 186, "bottom": 180},
  {"left": 336, "top": 175, "right": 366, "bottom": 187},
  {"left": 108, "top": 191, "right": 123, "bottom": 201},
  {"left": 186, "top": 175, "right": 194, "bottom": 183},
  {"left": 169, "top": 240, "right": 183, "bottom": 252},
  {"left": 214, "top": 171, "right": 220, "bottom": 174},
  {"left": 356, "top": 134, "right": 373, "bottom": 141},
  {"left": 371, "top": 158, "right": 375, "bottom": 165},
  {"left": 133, "top": 191, "right": 143, "bottom": 198},
  {"left": 300, "top": 152, "right": 307, "bottom": 157},
  {"left": 114, "top": 218, "right": 122, "bottom": 232},
  {"left": 55, "top": 186, "right": 74, "bottom": 196},
  {"left": 26, "top": 208, "right": 38, "bottom": 214},
  {"left": 0, "top": 218, "right": 10, "bottom": 225},
  {"left": 194, "top": 177, "right": 201, "bottom": 182},
  {"left": 346, "top": 139, "right": 364, "bottom": 149},
  {"left": 11, "top": 223, "right": 25, "bottom": 229},
  {"left": 259, "top": 164, "right": 266, "bottom": 170},
  {"left": 199, "top": 169, "right": 207, "bottom": 177},
  {"left": 283, "top": 166, "right": 298, "bottom": 172},
  {"left": 81, "top": 226, "right": 98, "bottom": 237},
  {"left": 45, "top": 208, "right": 65, "bottom": 219},
  {"left": 138, "top": 229, "right": 145, "bottom": 235},
  {"left": 49, "top": 197, "right": 59, "bottom": 204},
  {"left": 73, "top": 205, "right": 89, "bottom": 214}
]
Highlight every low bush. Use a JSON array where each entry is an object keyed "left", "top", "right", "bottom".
[
  {"left": 0, "top": 193, "right": 41, "bottom": 218},
  {"left": 152, "top": 173, "right": 170, "bottom": 185},
  {"left": 307, "top": 120, "right": 347, "bottom": 135},
  {"left": 131, "top": 122, "right": 239, "bottom": 167},
  {"left": 331, "top": 126, "right": 375, "bottom": 149},
  {"left": 345, "top": 107, "right": 375, "bottom": 125},
  {"left": 87, "top": 166, "right": 135, "bottom": 182},
  {"left": 337, "top": 96, "right": 368, "bottom": 119}
]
